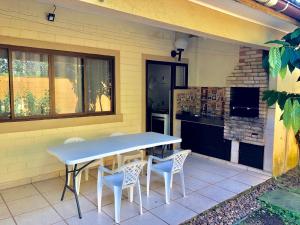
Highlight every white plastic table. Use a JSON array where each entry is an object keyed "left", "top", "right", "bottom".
[{"left": 48, "top": 132, "right": 181, "bottom": 218}]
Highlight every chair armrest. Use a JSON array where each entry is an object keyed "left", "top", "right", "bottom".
[
  {"left": 99, "top": 166, "right": 114, "bottom": 175},
  {"left": 148, "top": 155, "right": 171, "bottom": 162}
]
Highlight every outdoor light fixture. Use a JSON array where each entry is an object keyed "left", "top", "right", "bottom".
[
  {"left": 171, "top": 37, "right": 189, "bottom": 61},
  {"left": 47, "top": 5, "right": 56, "bottom": 22}
]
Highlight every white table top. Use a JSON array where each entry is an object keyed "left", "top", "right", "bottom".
[{"left": 48, "top": 132, "right": 181, "bottom": 165}]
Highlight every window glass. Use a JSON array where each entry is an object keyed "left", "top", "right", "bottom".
[
  {"left": 175, "top": 66, "right": 186, "bottom": 87},
  {"left": 0, "top": 49, "right": 10, "bottom": 118},
  {"left": 86, "top": 58, "right": 113, "bottom": 112},
  {"left": 12, "top": 51, "right": 50, "bottom": 117},
  {"left": 54, "top": 55, "right": 83, "bottom": 114}
]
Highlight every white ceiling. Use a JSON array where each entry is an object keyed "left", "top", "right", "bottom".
[{"left": 190, "top": 0, "right": 297, "bottom": 33}]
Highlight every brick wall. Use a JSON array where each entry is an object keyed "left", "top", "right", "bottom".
[{"left": 224, "top": 46, "right": 268, "bottom": 146}]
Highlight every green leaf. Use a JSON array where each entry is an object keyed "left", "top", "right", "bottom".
[
  {"left": 262, "top": 51, "right": 269, "bottom": 73},
  {"left": 269, "top": 47, "right": 281, "bottom": 77},
  {"left": 280, "top": 47, "right": 290, "bottom": 68},
  {"left": 283, "top": 98, "right": 293, "bottom": 128},
  {"left": 291, "top": 100, "right": 300, "bottom": 134},
  {"left": 263, "top": 90, "right": 278, "bottom": 106},
  {"left": 279, "top": 66, "right": 287, "bottom": 79},
  {"left": 290, "top": 28, "right": 300, "bottom": 39},
  {"left": 288, "top": 62, "right": 295, "bottom": 74},
  {"left": 283, "top": 28, "right": 300, "bottom": 46},
  {"left": 278, "top": 91, "right": 288, "bottom": 110},
  {"left": 265, "top": 40, "right": 290, "bottom": 46},
  {"left": 290, "top": 50, "right": 300, "bottom": 68}
]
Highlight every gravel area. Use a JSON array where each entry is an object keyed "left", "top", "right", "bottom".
[{"left": 182, "top": 167, "right": 300, "bottom": 225}]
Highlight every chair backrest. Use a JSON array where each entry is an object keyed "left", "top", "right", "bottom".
[
  {"left": 110, "top": 132, "right": 125, "bottom": 137},
  {"left": 119, "top": 160, "right": 146, "bottom": 187},
  {"left": 171, "top": 150, "right": 191, "bottom": 173},
  {"left": 64, "top": 137, "right": 86, "bottom": 144}
]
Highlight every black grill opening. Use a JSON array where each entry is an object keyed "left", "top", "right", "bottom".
[{"left": 230, "top": 87, "right": 259, "bottom": 118}]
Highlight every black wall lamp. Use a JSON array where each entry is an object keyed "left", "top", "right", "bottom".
[
  {"left": 171, "top": 37, "right": 188, "bottom": 61},
  {"left": 47, "top": 5, "right": 56, "bottom": 22}
]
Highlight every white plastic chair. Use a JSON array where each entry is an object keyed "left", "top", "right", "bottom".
[
  {"left": 97, "top": 160, "right": 146, "bottom": 223},
  {"left": 64, "top": 137, "right": 103, "bottom": 194},
  {"left": 110, "top": 133, "right": 145, "bottom": 172},
  {"left": 146, "top": 149, "right": 191, "bottom": 204}
]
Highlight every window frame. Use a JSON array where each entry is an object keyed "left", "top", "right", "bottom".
[{"left": 0, "top": 44, "right": 116, "bottom": 122}]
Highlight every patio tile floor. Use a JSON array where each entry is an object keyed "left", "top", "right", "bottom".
[{"left": 0, "top": 154, "right": 271, "bottom": 225}]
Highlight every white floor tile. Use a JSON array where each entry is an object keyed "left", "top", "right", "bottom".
[
  {"left": 33, "top": 178, "right": 65, "bottom": 193},
  {"left": 150, "top": 202, "right": 196, "bottom": 225},
  {"left": 1, "top": 185, "right": 39, "bottom": 202},
  {"left": 0, "top": 218, "right": 16, "bottom": 225},
  {"left": 173, "top": 175, "right": 210, "bottom": 191},
  {"left": 41, "top": 189, "right": 74, "bottom": 205},
  {"left": 52, "top": 221, "right": 67, "bottom": 225},
  {"left": 215, "top": 179, "right": 251, "bottom": 194},
  {"left": 53, "top": 196, "right": 96, "bottom": 219},
  {"left": 133, "top": 190, "right": 165, "bottom": 210},
  {"left": 153, "top": 183, "right": 192, "bottom": 201},
  {"left": 121, "top": 212, "right": 167, "bottom": 225},
  {"left": 0, "top": 204, "right": 11, "bottom": 220},
  {"left": 14, "top": 207, "right": 62, "bottom": 225},
  {"left": 102, "top": 201, "right": 141, "bottom": 222},
  {"left": 176, "top": 192, "right": 218, "bottom": 213},
  {"left": 83, "top": 189, "right": 115, "bottom": 207},
  {"left": 231, "top": 173, "right": 266, "bottom": 186},
  {"left": 79, "top": 179, "right": 97, "bottom": 195},
  {"left": 66, "top": 209, "right": 114, "bottom": 225},
  {"left": 6, "top": 195, "right": 49, "bottom": 216},
  {"left": 184, "top": 168, "right": 226, "bottom": 184},
  {"left": 197, "top": 185, "right": 236, "bottom": 203},
  {"left": 245, "top": 171, "right": 271, "bottom": 180}
]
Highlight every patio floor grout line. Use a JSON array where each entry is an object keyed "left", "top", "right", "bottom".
[
  {"left": 31, "top": 182, "right": 67, "bottom": 224},
  {"left": 0, "top": 184, "right": 42, "bottom": 203},
  {"left": 147, "top": 210, "right": 172, "bottom": 225},
  {"left": 0, "top": 192, "right": 18, "bottom": 225}
]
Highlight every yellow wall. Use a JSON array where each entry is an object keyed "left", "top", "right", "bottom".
[
  {"left": 0, "top": 0, "right": 177, "bottom": 188},
  {"left": 187, "top": 38, "right": 239, "bottom": 87},
  {"left": 272, "top": 69, "right": 300, "bottom": 176},
  {"left": 79, "top": 0, "right": 285, "bottom": 46}
]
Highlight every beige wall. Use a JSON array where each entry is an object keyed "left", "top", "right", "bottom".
[
  {"left": 0, "top": 0, "right": 178, "bottom": 188},
  {"left": 187, "top": 37, "right": 239, "bottom": 87}
]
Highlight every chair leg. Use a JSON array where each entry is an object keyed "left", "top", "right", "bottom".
[
  {"left": 117, "top": 154, "right": 122, "bottom": 170},
  {"left": 67, "top": 165, "right": 72, "bottom": 186},
  {"left": 97, "top": 170, "right": 103, "bottom": 213},
  {"left": 140, "top": 151, "right": 144, "bottom": 175},
  {"left": 112, "top": 158, "right": 116, "bottom": 170},
  {"left": 76, "top": 171, "right": 82, "bottom": 195},
  {"left": 146, "top": 162, "right": 151, "bottom": 197},
  {"left": 84, "top": 168, "right": 89, "bottom": 181},
  {"left": 136, "top": 179, "right": 143, "bottom": 215},
  {"left": 113, "top": 186, "right": 122, "bottom": 223},
  {"left": 180, "top": 170, "right": 186, "bottom": 197},
  {"left": 170, "top": 173, "right": 173, "bottom": 189},
  {"left": 164, "top": 172, "right": 172, "bottom": 204},
  {"left": 128, "top": 187, "right": 134, "bottom": 202}
]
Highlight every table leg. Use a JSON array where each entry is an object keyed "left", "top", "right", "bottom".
[
  {"left": 60, "top": 160, "right": 95, "bottom": 219},
  {"left": 61, "top": 165, "right": 69, "bottom": 201},
  {"left": 73, "top": 164, "right": 82, "bottom": 219}
]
